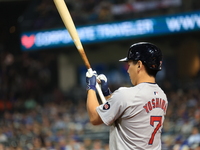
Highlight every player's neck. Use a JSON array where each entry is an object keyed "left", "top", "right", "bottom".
[{"left": 136, "top": 75, "right": 155, "bottom": 85}]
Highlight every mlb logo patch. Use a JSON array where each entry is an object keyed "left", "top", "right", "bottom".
[
  {"left": 154, "top": 91, "right": 158, "bottom": 95},
  {"left": 103, "top": 102, "right": 110, "bottom": 110}
]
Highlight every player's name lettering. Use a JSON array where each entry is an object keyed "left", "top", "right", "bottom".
[{"left": 143, "top": 98, "right": 167, "bottom": 113}]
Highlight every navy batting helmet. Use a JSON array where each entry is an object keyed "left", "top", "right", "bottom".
[{"left": 119, "top": 42, "right": 162, "bottom": 71}]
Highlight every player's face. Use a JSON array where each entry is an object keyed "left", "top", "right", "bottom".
[{"left": 127, "top": 61, "right": 138, "bottom": 85}]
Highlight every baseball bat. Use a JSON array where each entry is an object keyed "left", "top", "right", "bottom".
[{"left": 53, "top": 0, "right": 106, "bottom": 103}]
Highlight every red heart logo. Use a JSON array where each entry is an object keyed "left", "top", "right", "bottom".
[{"left": 21, "top": 35, "right": 35, "bottom": 49}]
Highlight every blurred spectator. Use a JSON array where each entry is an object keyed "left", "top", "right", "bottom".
[
  {"left": 91, "top": 139, "right": 104, "bottom": 150},
  {"left": 83, "top": 138, "right": 92, "bottom": 150},
  {"left": 95, "top": 1, "right": 113, "bottom": 22},
  {"left": 187, "top": 127, "right": 200, "bottom": 149},
  {"left": 0, "top": 128, "right": 8, "bottom": 143}
]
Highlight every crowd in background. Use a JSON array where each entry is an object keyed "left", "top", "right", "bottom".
[
  {"left": 20, "top": 0, "right": 195, "bottom": 31},
  {"left": 0, "top": 50, "right": 200, "bottom": 150}
]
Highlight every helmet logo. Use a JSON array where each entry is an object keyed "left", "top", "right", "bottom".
[{"left": 159, "top": 61, "right": 162, "bottom": 69}]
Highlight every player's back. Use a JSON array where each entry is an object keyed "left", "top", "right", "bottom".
[{"left": 109, "top": 82, "right": 168, "bottom": 150}]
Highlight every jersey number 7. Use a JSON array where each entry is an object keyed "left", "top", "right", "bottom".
[{"left": 149, "top": 116, "right": 162, "bottom": 145}]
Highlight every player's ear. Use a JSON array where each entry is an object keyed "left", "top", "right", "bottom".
[{"left": 137, "top": 60, "right": 142, "bottom": 68}]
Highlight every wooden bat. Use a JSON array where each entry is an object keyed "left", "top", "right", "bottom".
[{"left": 53, "top": 0, "right": 106, "bottom": 103}]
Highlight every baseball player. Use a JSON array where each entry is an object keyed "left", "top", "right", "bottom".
[{"left": 86, "top": 42, "right": 168, "bottom": 150}]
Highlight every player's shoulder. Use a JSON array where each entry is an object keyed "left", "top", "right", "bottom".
[
  {"left": 116, "top": 83, "right": 148, "bottom": 91},
  {"left": 117, "top": 86, "right": 136, "bottom": 91},
  {"left": 114, "top": 83, "right": 159, "bottom": 95},
  {"left": 110, "top": 86, "right": 137, "bottom": 104},
  {"left": 114, "top": 86, "right": 140, "bottom": 95},
  {"left": 118, "top": 87, "right": 130, "bottom": 91}
]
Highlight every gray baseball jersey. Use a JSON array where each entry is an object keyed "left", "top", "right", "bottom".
[{"left": 96, "top": 82, "right": 168, "bottom": 150}]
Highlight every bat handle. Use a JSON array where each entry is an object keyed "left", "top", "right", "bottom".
[{"left": 88, "top": 68, "right": 107, "bottom": 104}]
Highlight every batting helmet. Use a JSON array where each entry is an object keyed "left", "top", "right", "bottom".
[{"left": 119, "top": 42, "right": 162, "bottom": 71}]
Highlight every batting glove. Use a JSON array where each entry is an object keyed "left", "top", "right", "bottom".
[
  {"left": 97, "top": 74, "right": 112, "bottom": 96},
  {"left": 86, "top": 70, "right": 97, "bottom": 91}
]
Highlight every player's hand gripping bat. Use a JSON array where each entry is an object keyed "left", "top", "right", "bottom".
[{"left": 53, "top": 0, "right": 106, "bottom": 103}]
